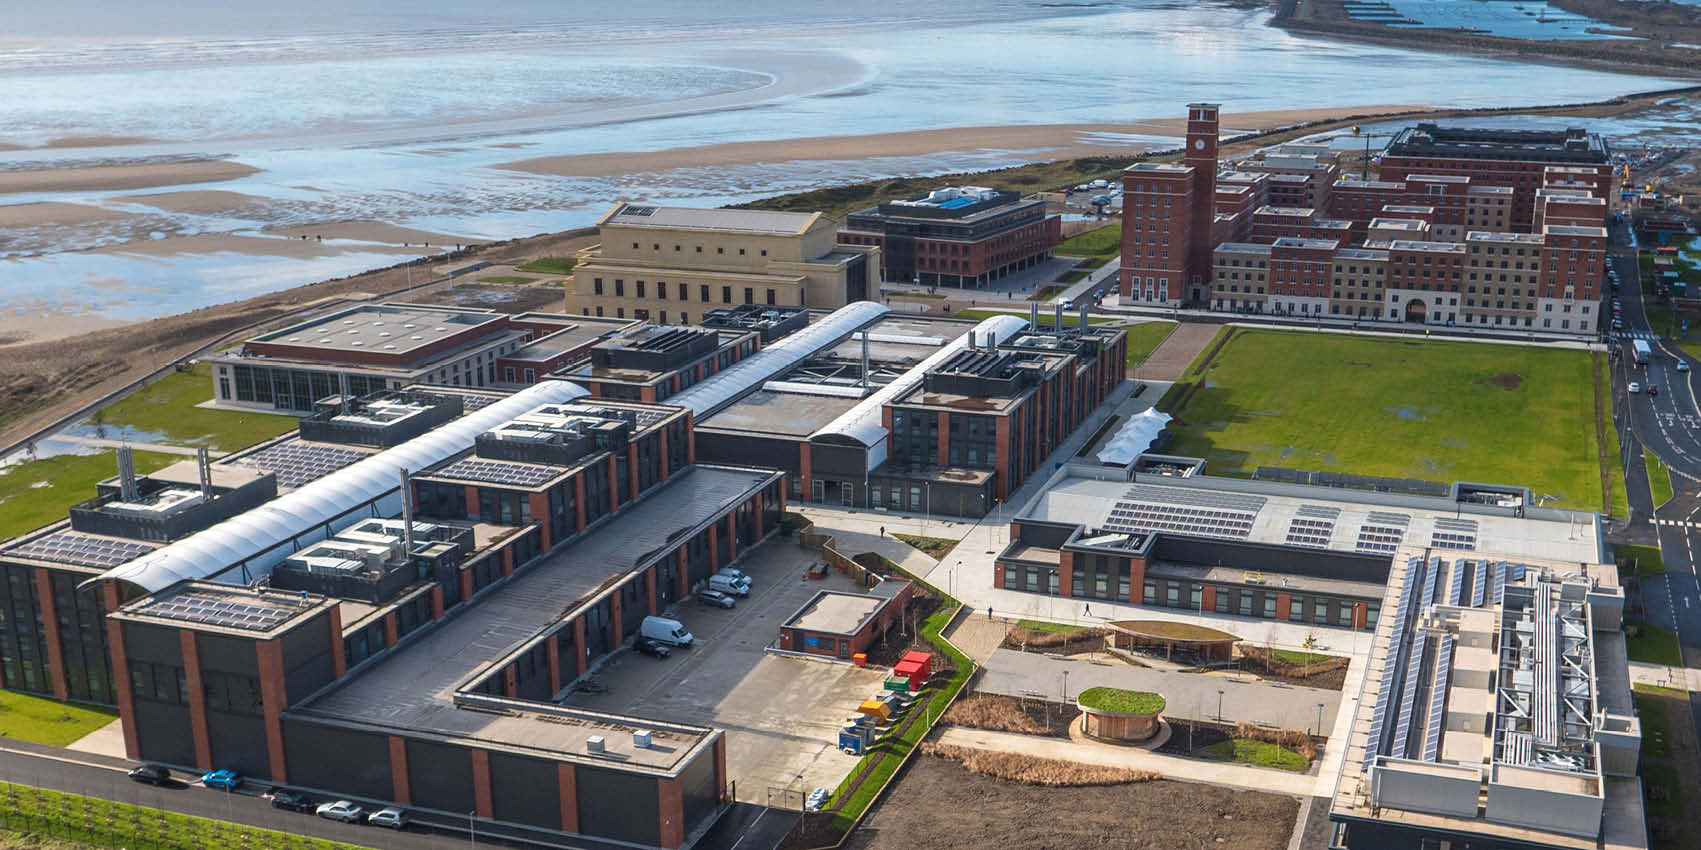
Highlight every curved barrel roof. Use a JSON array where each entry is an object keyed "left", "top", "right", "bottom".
[
  {"left": 667, "top": 301, "right": 889, "bottom": 417},
  {"left": 96, "top": 381, "right": 589, "bottom": 594}
]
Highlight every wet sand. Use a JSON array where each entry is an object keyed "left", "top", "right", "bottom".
[
  {"left": 0, "top": 159, "right": 261, "bottom": 195},
  {"left": 0, "top": 202, "right": 131, "bottom": 228},
  {"left": 499, "top": 106, "right": 1425, "bottom": 177},
  {"left": 89, "top": 232, "right": 437, "bottom": 260},
  {"left": 262, "top": 221, "right": 475, "bottom": 246}
]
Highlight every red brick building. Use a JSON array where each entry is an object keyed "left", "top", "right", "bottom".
[
  {"left": 1379, "top": 124, "right": 1611, "bottom": 233},
  {"left": 1120, "top": 103, "right": 1220, "bottom": 306},
  {"left": 839, "top": 186, "right": 1060, "bottom": 287}
]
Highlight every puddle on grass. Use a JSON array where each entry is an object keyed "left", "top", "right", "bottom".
[{"left": 1386, "top": 405, "right": 1426, "bottom": 421}]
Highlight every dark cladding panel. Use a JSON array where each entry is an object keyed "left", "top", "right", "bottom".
[
  {"left": 1151, "top": 536, "right": 1391, "bottom": 584},
  {"left": 577, "top": 764, "right": 660, "bottom": 846},
  {"left": 133, "top": 700, "right": 195, "bottom": 766},
  {"left": 282, "top": 718, "right": 394, "bottom": 802},
  {"left": 122, "top": 622, "right": 185, "bottom": 666},
  {"left": 406, "top": 739, "right": 473, "bottom": 814},
  {"left": 694, "top": 432, "right": 800, "bottom": 475},
  {"left": 280, "top": 618, "right": 335, "bottom": 706},
  {"left": 196, "top": 632, "right": 257, "bottom": 676},
  {"left": 489, "top": 752, "right": 562, "bottom": 830},
  {"left": 809, "top": 442, "right": 868, "bottom": 478},
  {"left": 207, "top": 712, "right": 269, "bottom": 778},
  {"left": 1014, "top": 520, "right": 1077, "bottom": 549},
  {"left": 680, "top": 744, "right": 719, "bottom": 833}
]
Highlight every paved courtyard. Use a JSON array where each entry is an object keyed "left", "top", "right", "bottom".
[{"left": 562, "top": 541, "right": 889, "bottom": 803}]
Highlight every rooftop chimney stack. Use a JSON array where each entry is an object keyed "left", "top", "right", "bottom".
[
  {"left": 398, "top": 467, "right": 416, "bottom": 555},
  {"left": 1030, "top": 302, "right": 1040, "bottom": 328},
  {"left": 964, "top": 330, "right": 975, "bottom": 351},
  {"left": 117, "top": 446, "right": 139, "bottom": 502},
  {"left": 1079, "top": 301, "right": 1089, "bottom": 330},
  {"left": 985, "top": 331, "right": 997, "bottom": 353},
  {"left": 1054, "top": 302, "right": 1064, "bottom": 331},
  {"left": 861, "top": 330, "right": 870, "bottom": 389},
  {"left": 196, "top": 447, "right": 213, "bottom": 500}
]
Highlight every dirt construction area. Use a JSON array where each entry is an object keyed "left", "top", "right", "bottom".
[
  {"left": 845, "top": 755, "right": 1299, "bottom": 850},
  {"left": 562, "top": 540, "right": 891, "bottom": 804},
  {"left": 1134, "top": 321, "right": 1219, "bottom": 381}
]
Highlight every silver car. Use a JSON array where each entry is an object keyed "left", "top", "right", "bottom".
[
  {"left": 315, "top": 800, "right": 363, "bottom": 823},
  {"left": 698, "top": 589, "right": 735, "bottom": 608},
  {"left": 367, "top": 807, "right": 407, "bottom": 829}
]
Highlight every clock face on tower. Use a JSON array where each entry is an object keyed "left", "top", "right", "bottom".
[{"left": 1194, "top": 139, "right": 1206, "bottom": 150}]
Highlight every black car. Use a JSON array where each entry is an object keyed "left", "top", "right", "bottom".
[
  {"left": 634, "top": 638, "right": 672, "bottom": 659},
  {"left": 269, "top": 789, "right": 315, "bottom": 812},
  {"left": 127, "top": 765, "right": 170, "bottom": 786}
]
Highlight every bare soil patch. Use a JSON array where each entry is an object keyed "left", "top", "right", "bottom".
[
  {"left": 1478, "top": 372, "right": 1524, "bottom": 391},
  {"left": 843, "top": 754, "right": 1298, "bottom": 850},
  {"left": 943, "top": 694, "right": 1073, "bottom": 738},
  {"left": 919, "top": 743, "right": 1158, "bottom": 786}
]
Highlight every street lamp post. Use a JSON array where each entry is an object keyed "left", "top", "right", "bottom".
[
  {"left": 1317, "top": 702, "right": 1326, "bottom": 737},
  {"left": 1062, "top": 670, "right": 1070, "bottom": 701},
  {"left": 470, "top": 810, "right": 476, "bottom": 850},
  {"left": 1217, "top": 689, "right": 1225, "bottom": 722}
]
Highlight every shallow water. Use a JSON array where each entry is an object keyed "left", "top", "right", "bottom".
[{"left": 0, "top": 0, "right": 1688, "bottom": 322}]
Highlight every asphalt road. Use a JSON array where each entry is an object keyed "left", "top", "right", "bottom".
[{"left": 1606, "top": 218, "right": 1701, "bottom": 748}]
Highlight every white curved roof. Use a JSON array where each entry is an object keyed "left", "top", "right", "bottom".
[
  {"left": 668, "top": 301, "right": 889, "bottom": 416},
  {"left": 812, "top": 313, "right": 1029, "bottom": 453},
  {"left": 96, "top": 381, "right": 589, "bottom": 594}
]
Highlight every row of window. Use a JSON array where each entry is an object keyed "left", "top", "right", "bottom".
[
  {"left": 592, "top": 279, "right": 782, "bottom": 306},
  {"left": 626, "top": 241, "right": 768, "bottom": 258}
]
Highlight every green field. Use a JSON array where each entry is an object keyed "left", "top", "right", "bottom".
[
  {"left": 1646, "top": 447, "right": 1676, "bottom": 506},
  {"left": 477, "top": 275, "right": 538, "bottom": 285},
  {"left": 0, "top": 451, "right": 177, "bottom": 541},
  {"left": 1626, "top": 619, "right": 1683, "bottom": 667},
  {"left": 0, "top": 692, "right": 115, "bottom": 747},
  {"left": 1270, "top": 649, "right": 1337, "bottom": 666},
  {"left": 91, "top": 363, "right": 296, "bottom": 451},
  {"left": 515, "top": 257, "right": 576, "bottom": 275},
  {"left": 1014, "top": 619, "right": 1089, "bottom": 636},
  {"left": 1124, "top": 322, "right": 1176, "bottom": 368},
  {"left": 1161, "top": 330, "right": 1612, "bottom": 512},
  {"left": 1055, "top": 223, "right": 1121, "bottom": 258},
  {"left": 0, "top": 782, "right": 371, "bottom": 850},
  {"left": 892, "top": 534, "right": 957, "bottom": 561},
  {"left": 1197, "top": 739, "right": 1309, "bottom": 772},
  {"left": 1598, "top": 356, "right": 1629, "bottom": 520}
]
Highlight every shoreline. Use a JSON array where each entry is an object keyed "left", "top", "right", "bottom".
[{"left": 0, "top": 88, "right": 1691, "bottom": 453}]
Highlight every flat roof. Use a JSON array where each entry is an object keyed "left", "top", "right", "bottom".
[
  {"left": 1467, "top": 231, "right": 1544, "bottom": 244},
  {"left": 600, "top": 203, "right": 820, "bottom": 236},
  {"left": 504, "top": 317, "right": 634, "bottom": 362},
  {"left": 822, "top": 315, "right": 974, "bottom": 366},
  {"left": 1273, "top": 236, "right": 1340, "bottom": 250},
  {"left": 1022, "top": 470, "right": 1601, "bottom": 563},
  {"left": 700, "top": 389, "right": 861, "bottom": 438},
  {"left": 1544, "top": 224, "right": 1609, "bottom": 237},
  {"left": 1216, "top": 242, "right": 1273, "bottom": 255},
  {"left": 116, "top": 582, "right": 333, "bottom": 639},
  {"left": 784, "top": 590, "right": 888, "bottom": 635},
  {"left": 294, "top": 464, "right": 774, "bottom": 772},
  {"left": 1336, "top": 248, "right": 1390, "bottom": 260},
  {"left": 1369, "top": 218, "right": 1427, "bottom": 231},
  {"left": 1389, "top": 240, "right": 1467, "bottom": 254},
  {"left": 248, "top": 304, "right": 503, "bottom": 357}
]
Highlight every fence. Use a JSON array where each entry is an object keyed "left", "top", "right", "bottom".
[
  {"left": 0, "top": 780, "right": 362, "bottom": 850},
  {"left": 1254, "top": 466, "right": 1450, "bottom": 497}
]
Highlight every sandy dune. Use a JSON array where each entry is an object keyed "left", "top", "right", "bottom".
[
  {"left": 500, "top": 107, "right": 1425, "bottom": 178},
  {"left": 0, "top": 202, "right": 133, "bottom": 228},
  {"left": 0, "top": 159, "right": 260, "bottom": 195}
]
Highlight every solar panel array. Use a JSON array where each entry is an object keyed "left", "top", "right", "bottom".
[
  {"left": 1366, "top": 511, "right": 1411, "bottom": 526},
  {"left": 1423, "top": 635, "right": 1455, "bottom": 761},
  {"left": 1285, "top": 518, "right": 1334, "bottom": 548},
  {"left": 1122, "top": 484, "right": 1268, "bottom": 513},
  {"left": 1434, "top": 517, "right": 1479, "bottom": 532},
  {"left": 6, "top": 531, "right": 156, "bottom": 568},
  {"left": 1430, "top": 531, "right": 1477, "bottom": 550},
  {"left": 1365, "top": 555, "right": 1429, "bottom": 771},
  {"left": 145, "top": 594, "right": 296, "bottom": 632},
  {"left": 1355, "top": 524, "right": 1405, "bottom": 554},
  {"left": 1446, "top": 559, "right": 1465, "bottom": 606},
  {"left": 1297, "top": 504, "right": 1342, "bottom": 520},
  {"left": 227, "top": 441, "right": 368, "bottom": 488},
  {"left": 435, "top": 458, "right": 561, "bottom": 488},
  {"left": 1102, "top": 485, "right": 1267, "bottom": 539},
  {"left": 1472, "top": 560, "right": 1491, "bottom": 608},
  {"left": 1393, "top": 634, "right": 1430, "bottom": 759},
  {"left": 460, "top": 394, "right": 500, "bottom": 411}
]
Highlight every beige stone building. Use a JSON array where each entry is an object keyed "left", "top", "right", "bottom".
[{"left": 569, "top": 204, "right": 880, "bottom": 322}]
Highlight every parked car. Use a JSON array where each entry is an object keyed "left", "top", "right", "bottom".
[
  {"left": 635, "top": 637, "right": 673, "bottom": 658},
  {"left": 127, "top": 765, "right": 170, "bottom": 786},
  {"left": 268, "top": 789, "right": 315, "bottom": 812},
  {"left": 316, "top": 801, "right": 364, "bottom": 823},
  {"left": 1629, "top": 382, "right": 1642, "bottom": 394},
  {"left": 805, "top": 787, "right": 832, "bottom": 812},
  {"left": 698, "top": 588, "right": 736, "bottom": 609},
  {"left": 200, "top": 769, "right": 242, "bottom": 790},
  {"left": 367, "top": 807, "right": 408, "bottom": 829},
  {"left": 715, "top": 567, "right": 754, "bottom": 586}
]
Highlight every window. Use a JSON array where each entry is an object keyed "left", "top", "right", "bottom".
[
  {"left": 700, "top": 285, "right": 710, "bottom": 302},
  {"left": 743, "top": 287, "right": 753, "bottom": 304},
  {"left": 1214, "top": 588, "right": 1230, "bottom": 613},
  {"left": 1289, "top": 595, "right": 1305, "bottom": 622},
  {"left": 766, "top": 288, "right": 776, "bottom": 305},
  {"left": 721, "top": 286, "right": 732, "bottom": 304},
  {"left": 635, "top": 280, "right": 645, "bottom": 298},
  {"left": 593, "top": 278, "right": 604, "bottom": 295},
  {"left": 614, "top": 279, "right": 624, "bottom": 297},
  {"left": 1143, "top": 581, "right": 1156, "bottom": 604},
  {"left": 1263, "top": 595, "right": 1276, "bottom": 618}
]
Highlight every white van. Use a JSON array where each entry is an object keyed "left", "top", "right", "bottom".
[
  {"left": 640, "top": 616, "right": 693, "bottom": 647},
  {"left": 715, "top": 567, "right": 754, "bottom": 586},
  {"left": 708, "top": 574, "right": 750, "bottom": 597}
]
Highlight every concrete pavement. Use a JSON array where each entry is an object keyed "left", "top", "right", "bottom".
[
  {"left": 976, "top": 647, "right": 1342, "bottom": 735},
  {"left": 933, "top": 726, "right": 1318, "bottom": 796}
]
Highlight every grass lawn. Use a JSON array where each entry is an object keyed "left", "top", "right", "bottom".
[
  {"left": 1598, "top": 356, "right": 1629, "bottom": 520},
  {"left": 0, "top": 782, "right": 371, "bottom": 850},
  {"left": 0, "top": 451, "right": 177, "bottom": 541},
  {"left": 1075, "top": 687, "right": 1165, "bottom": 715},
  {"left": 1055, "top": 222, "right": 1121, "bottom": 258},
  {"left": 476, "top": 275, "right": 537, "bottom": 285},
  {"left": 1124, "top": 321, "right": 1177, "bottom": 368},
  {"left": 1198, "top": 739, "right": 1309, "bottom": 772},
  {"left": 1635, "top": 682, "right": 1688, "bottom": 699},
  {"left": 515, "top": 257, "right": 576, "bottom": 275},
  {"left": 1029, "top": 284, "right": 1069, "bottom": 300},
  {"left": 1617, "top": 543, "right": 1666, "bottom": 576},
  {"left": 0, "top": 692, "right": 115, "bottom": 747},
  {"left": 91, "top": 363, "right": 296, "bottom": 451},
  {"left": 1015, "top": 619, "right": 1089, "bottom": 636},
  {"left": 1270, "top": 649, "right": 1337, "bottom": 666},
  {"left": 1626, "top": 619, "right": 1684, "bottom": 667},
  {"left": 1647, "top": 447, "right": 1676, "bottom": 506},
  {"left": 1161, "top": 330, "right": 1611, "bottom": 512},
  {"left": 893, "top": 534, "right": 958, "bottom": 561}
]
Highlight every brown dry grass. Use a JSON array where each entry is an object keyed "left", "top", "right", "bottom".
[
  {"left": 920, "top": 743, "right": 1159, "bottom": 787},
  {"left": 1236, "top": 722, "right": 1318, "bottom": 760},
  {"left": 942, "top": 695, "right": 1048, "bottom": 735},
  {"left": 1005, "top": 626, "right": 1105, "bottom": 649}
]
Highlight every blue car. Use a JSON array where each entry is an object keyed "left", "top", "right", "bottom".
[{"left": 201, "top": 769, "right": 243, "bottom": 790}]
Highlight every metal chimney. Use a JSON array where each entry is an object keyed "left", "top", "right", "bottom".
[
  {"left": 338, "top": 372, "right": 351, "bottom": 412},
  {"left": 117, "top": 447, "right": 139, "bottom": 502},
  {"left": 398, "top": 467, "right": 416, "bottom": 555},
  {"left": 1054, "top": 302, "right": 1064, "bottom": 331},
  {"left": 964, "top": 329, "right": 975, "bottom": 351},
  {"left": 986, "top": 331, "right": 997, "bottom": 353},
  {"left": 1079, "top": 301, "right": 1089, "bottom": 330},
  {"left": 196, "top": 447, "right": 213, "bottom": 500},
  {"left": 1030, "top": 302, "right": 1040, "bottom": 328}
]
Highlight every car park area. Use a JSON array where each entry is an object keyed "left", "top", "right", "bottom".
[{"left": 563, "top": 540, "right": 892, "bottom": 802}]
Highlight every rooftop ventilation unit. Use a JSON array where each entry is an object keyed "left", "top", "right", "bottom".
[
  {"left": 634, "top": 730, "right": 652, "bottom": 748},
  {"left": 586, "top": 735, "right": 605, "bottom": 754}
]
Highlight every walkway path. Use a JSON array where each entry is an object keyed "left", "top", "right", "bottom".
[
  {"left": 933, "top": 726, "right": 1319, "bottom": 796},
  {"left": 1629, "top": 660, "right": 1701, "bottom": 691},
  {"left": 48, "top": 434, "right": 207, "bottom": 457}
]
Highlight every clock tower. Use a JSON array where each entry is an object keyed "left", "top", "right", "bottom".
[{"left": 1184, "top": 103, "right": 1220, "bottom": 296}]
